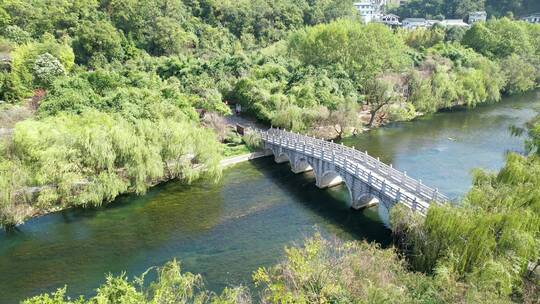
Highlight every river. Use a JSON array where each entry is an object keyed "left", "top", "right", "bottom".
[{"left": 0, "top": 90, "right": 539, "bottom": 303}]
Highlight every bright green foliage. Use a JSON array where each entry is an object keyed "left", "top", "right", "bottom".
[
  {"left": 0, "top": 0, "right": 99, "bottom": 38},
  {"left": 186, "top": 0, "right": 355, "bottom": 46},
  {"left": 391, "top": 151, "right": 540, "bottom": 301},
  {"left": 71, "top": 19, "right": 125, "bottom": 66},
  {"left": 0, "top": 6, "right": 10, "bottom": 28},
  {"left": 400, "top": 26, "right": 446, "bottom": 50},
  {"left": 242, "top": 131, "right": 262, "bottom": 150},
  {"left": 0, "top": 71, "right": 24, "bottom": 103},
  {"left": 39, "top": 73, "right": 197, "bottom": 120},
  {"left": 10, "top": 109, "right": 221, "bottom": 217},
  {"left": 0, "top": 156, "right": 30, "bottom": 227},
  {"left": 0, "top": 1, "right": 538, "bottom": 302},
  {"left": 289, "top": 20, "right": 411, "bottom": 82},
  {"left": 462, "top": 18, "right": 534, "bottom": 59},
  {"left": 254, "top": 234, "right": 513, "bottom": 303},
  {"left": 231, "top": 18, "right": 539, "bottom": 132},
  {"left": 104, "top": 0, "right": 193, "bottom": 55},
  {"left": 9, "top": 35, "right": 74, "bottom": 93},
  {"left": 232, "top": 58, "right": 348, "bottom": 131},
  {"left": 460, "top": 19, "right": 540, "bottom": 96},
  {"left": 22, "top": 260, "right": 251, "bottom": 304},
  {"left": 150, "top": 17, "right": 197, "bottom": 56},
  {"left": 32, "top": 52, "right": 65, "bottom": 88},
  {"left": 234, "top": 20, "right": 413, "bottom": 131},
  {"left": 501, "top": 54, "right": 537, "bottom": 94},
  {"left": 404, "top": 43, "right": 506, "bottom": 113},
  {"left": 2, "top": 25, "right": 31, "bottom": 44}
]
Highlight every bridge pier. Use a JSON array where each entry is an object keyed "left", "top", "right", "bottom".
[
  {"left": 352, "top": 194, "right": 380, "bottom": 210},
  {"left": 316, "top": 172, "right": 343, "bottom": 189},
  {"left": 274, "top": 154, "right": 289, "bottom": 164},
  {"left": 292, "top": 160, "right": 313, "bottom": 174}
]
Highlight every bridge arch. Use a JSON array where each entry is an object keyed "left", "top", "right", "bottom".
[
  {"left": 315, "top": 170, "right": 355, "bottom": 208},
  {"left": 274, "top": 152, "right": 291, "bottom": 164},
  {"left": 292, "top": 157, "right": 314, "bottom": 174},
  {"left": 352, "top": 193, "right": 381, "bottom": 210},
  {"left": 317, "top": 170, "right": 344, "bottom": 189}
]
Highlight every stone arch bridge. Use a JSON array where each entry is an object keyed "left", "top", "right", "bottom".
[{"left": 256, "top": 128, "right": 449, "bottom": 216}]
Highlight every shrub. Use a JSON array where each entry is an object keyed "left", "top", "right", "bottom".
[{"left": 32, "top": 53, "right": 65, "bottom": 89}]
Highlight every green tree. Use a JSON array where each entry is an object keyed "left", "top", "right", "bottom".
[
  {"left": 462, "top": 18, "right": 533, "bottom": 59},
  {"left": 364, "top": 77, "right": 401, "bottom": 127},
  {"left": 288, "top": 20, "right": 411, "bottom": 82},
  {"left": 391, "top": 0, "right": 484, "bottom": 19},
  {"left": 0, "top": 72, "right": 24, "bottom": 103},
  {"left": 72, "top": 19, "right": 125, "bottom": 65},
  {"left": 2, "top": 25, "right": 31, "bottom": 44},
  {"left": 149, "top": 17, "right": 197, "bottom": 56},
  {"left": 32, "top": 52, "right": 65, "bottom": 89},
  {"left": 9, "top": 34, "right": 74, "bottom": 93},
  {"left": 501, "top": 54, "right": 536, "bottom": 94}
]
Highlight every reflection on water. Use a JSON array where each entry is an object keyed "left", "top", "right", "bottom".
[{"left": 0, "top": 90, "right": 539, "bottom": 303}]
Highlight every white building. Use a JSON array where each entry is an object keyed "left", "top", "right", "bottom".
[
  {"left": 521, "top": 13, "right": 540, "bottom": 23},
  {"left": 354, "top": 0, "right": 387, "bottom": 23},
  {"left": 426, "top": 19, "right": 439, "bottom": 27},
  {"left": 439, "top": 19, "right": 470, "bottom": 28},
  {"left": 468, "top": 11, "right": 487, "bottom": 24},
  {"left": 380, "top": 14, "right": 401, "bottom": 26},
  {"left": 402, "top": 18, "right": 428, "bottom": 29}
]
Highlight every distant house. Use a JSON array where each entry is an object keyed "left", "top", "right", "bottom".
[
  {"left": 402, "top": 18, "right": 428, "bottom": 29},
  {"left": 387, "top": 0, "right": 402, "bottom": 5},
  {"left": 521, "top": 13, "right": 540, "bottom": 23},
  {"left": 380, "top": 14, "right": 401, "bottom": 26},
  {"left": 468, "top": 11, "right": 487, "bottom": 24},
  {"left": 353, "top": 0, "right": 386, "bottom": 23},
  {"left": 439, "top": 19, "right": 470, "bottom": 28},
  {"left": 426, "top": 19, "right": 440, "bottom": 27}
]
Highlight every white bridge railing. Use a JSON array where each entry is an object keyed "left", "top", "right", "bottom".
[{"left": 257, "top": 128, "right": 449, "bottom": 214}]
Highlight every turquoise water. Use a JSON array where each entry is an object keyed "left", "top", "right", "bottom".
[{"left": 0, "top": 90, "right": 539, "bottom": 303}]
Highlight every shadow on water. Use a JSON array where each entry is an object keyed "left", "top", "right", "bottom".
[{"left": 248, "top": 158, "right": 392, "bottom": 246}]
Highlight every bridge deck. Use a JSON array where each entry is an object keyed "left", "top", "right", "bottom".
[{"left": 258, "top": 128, "right": 449, "bottom": 215}]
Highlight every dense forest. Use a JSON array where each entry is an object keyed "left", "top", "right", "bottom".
[
  {"left": 391, "top": 0, "right": 540, "bottom": 19},
  {"left": 0, "top": 0, "right": 538, "bottom": 303}
]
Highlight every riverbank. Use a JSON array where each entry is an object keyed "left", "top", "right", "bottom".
[
  {"left": 9, "top": 88, "right": 540, "bottom": 229},
  {"left": 2, "top": 91, "right": 539, "bottom": 303},
  {"left": 7, "top": 87, "right": 540, "bottom": 230},
  {"left": 4, "top": 149, "right": 274, "bottom": 230},
  {"left": 220, "top": 150, "right": 273, "bottom": 167}
]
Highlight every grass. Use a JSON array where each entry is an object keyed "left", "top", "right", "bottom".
[{"left": 222, "top": 143, "right": 253, "bottom": 157}]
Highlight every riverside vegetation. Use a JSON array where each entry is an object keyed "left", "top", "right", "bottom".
[
  {"left": 0, "top": 0, "right": 538, "bottom": 303},
  {"left": 23, "top": 124, "right": 540, "bottom": 302},
  {"left": 0, "top": 0, "right": 539, "bottom": 228}
]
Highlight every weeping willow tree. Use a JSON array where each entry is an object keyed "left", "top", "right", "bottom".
[
  {"left": 0, "top": 109, "right": 222, "bottom": 227},
  {"left": 0, "top": 156, "right": 32, "bottom": 228},
  {"left": 391, "top": 152, "right": 540, "bottom": 300}
]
